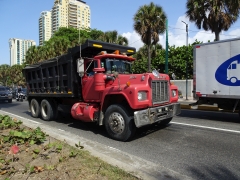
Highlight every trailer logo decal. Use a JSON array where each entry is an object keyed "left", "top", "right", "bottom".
[{"left": 215, "top": 54, "right": 240, "bottom": 86}]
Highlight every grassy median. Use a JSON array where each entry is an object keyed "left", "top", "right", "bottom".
[{"left": 0, "top": 114, "right": 140, "bottom": 180}]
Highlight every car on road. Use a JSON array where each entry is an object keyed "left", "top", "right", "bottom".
[{"left": 0, "top": 86, "right": 12, "bottom": 103}]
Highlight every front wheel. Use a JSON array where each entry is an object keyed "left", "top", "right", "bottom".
[{"left": 104, "top": 104, "right": 136, "bottom": 141}]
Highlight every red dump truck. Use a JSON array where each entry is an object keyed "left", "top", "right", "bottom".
[{"left": 23, "top": 40, "right": 181, "bottom": 141}]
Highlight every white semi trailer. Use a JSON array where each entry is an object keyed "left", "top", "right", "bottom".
[{"left": 192, "top": 38, "right": 240, "bottom": 119}]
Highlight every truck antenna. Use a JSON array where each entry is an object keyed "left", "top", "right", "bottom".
[{"left": 79, "top": 27, "right": 81, "bottom": 58}]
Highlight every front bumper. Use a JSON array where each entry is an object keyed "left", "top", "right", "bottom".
[
  {"left": 0, "top": 96, "right": 12, "bottom": 100},
  {"left": 134, "top": 103, "right": 181, "bottom": 128}
]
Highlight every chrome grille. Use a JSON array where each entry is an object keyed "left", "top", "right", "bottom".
[{"left": 152, "top": 80, "right": 169, "bottom": 104}]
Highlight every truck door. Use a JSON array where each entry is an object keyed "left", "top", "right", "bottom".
[{"left": 82, "top": 60, "right": 100, "bottom": 101}]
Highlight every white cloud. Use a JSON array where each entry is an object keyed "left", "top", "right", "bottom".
[
  {"left": 122, "top": 15, "right": 239, "bottom": 50},
  {"left": 122, "top": 31, "right": 144, "bottom": 50},
  {"left": 223, "top": 29, "right": 240, "bottom": 39}
]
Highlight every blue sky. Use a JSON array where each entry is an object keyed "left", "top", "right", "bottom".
[{"left": 1, "top": 0, "right": 240, "bottom": 65}]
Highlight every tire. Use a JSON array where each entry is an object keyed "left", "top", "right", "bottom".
[
  {"left": 8, "top": 99, "right": 12, "bottom": 103},
  {"left": 30, "top": 99, "right": 40, "bottom": 118},
  {"left": 40, "top": 99, "right": 58, "bottom": 121},
  {"left": 158, "top": 117, "right": 173, "bottom": 126},
  {"left": 104, "top": 104, "right": 136, "bottom": 141}
]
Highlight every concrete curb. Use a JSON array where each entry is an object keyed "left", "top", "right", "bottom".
[
  {"left": 180, "top": 104, "right": 239, "bottom": 113},
  {"left": 0, "top": 110, "right": 193, "bottom": 180}
]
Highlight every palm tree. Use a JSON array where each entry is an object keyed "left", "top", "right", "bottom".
[
  {"left": 25, "top": 46, "right": 39, "bottom": 65},
  {"left": 53, "top": 37, "right": 70, "bottom": 56},
  {"left": 134, "top": 2, "right": 167, "bottom": 72},
  {"left": 44, "top": 40, "right": 56, "bottom": 59},
  {"left": 136, "top": 43, "right": 163, "bottom": 60},
  {"left": 0, "top": 64, "right": 11, "bottom": 86},
  {"left": 116, "top": 35, "right": 128, "bottom": 46},
  {"left": 186, "top": 0, "right": 240, "bottom": 41},
  {"left": 99, "top": 30, "right": 117, "bottom": 43},
  {"left": 9, "top": 65, "right": 25, "bottom": 87},
  {"left": 99, "top": 30, "right": 129, "bottom": 46}
]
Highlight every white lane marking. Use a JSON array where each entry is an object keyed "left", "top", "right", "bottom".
[
  {"left": 171, "top": 122, "right": 240, "bottom": 134},
  {"left": 0, "top": 110, "right": 41, "bottom": 124},
  {"left": 58, "top": 129, "right": 65, "bottom": 132}
]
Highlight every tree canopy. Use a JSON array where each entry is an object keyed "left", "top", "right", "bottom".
[
  {"left": 186, "top": 0, "right": 240, "bottom": 41},
  {"left": 132, "top": 40, "right": 202, "bottom": 79},
  {"left": 0, "top": 64, "right": 25, "bottom": 87}
]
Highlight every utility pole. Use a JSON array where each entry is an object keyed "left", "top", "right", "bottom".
[
  {"left": 165, "top": 19, "right": 168, "bottom": 74},
  {"left": 182, "top": 21, "right": 188, "bottom": 100}
]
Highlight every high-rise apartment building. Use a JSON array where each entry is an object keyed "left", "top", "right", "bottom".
[
  {"left": 39, "top": 11, "right": 52, "bottom": 46},
  {"left": 51, "top": 0, "right": 91, "bottom": 34},
  {"left": 9, "top": 38, "right": 36, "bottom": 66}
]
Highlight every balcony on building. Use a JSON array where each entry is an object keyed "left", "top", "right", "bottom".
[
  {"left": 69, "top": 4, "right": 77, "bottom": 7},
  {"left": 69, "top": 19, "right": 77, "bottom": 23},
  {"left": 69, "top": 22, "right": 77, "bottom": 27},
  {"left": 69, "top": 15, "right": 77, "bottom": 19},
  {"left": 69, "top": 9, "right": 77, "bottom": 14},
  {"left": 69, "top": 6, "right": 77, "bottom": 11},
  {"left": 52, "top": 17, "right": 57, "bottom": 22}
]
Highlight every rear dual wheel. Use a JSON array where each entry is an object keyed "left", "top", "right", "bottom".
[
  {"left": 40, "top": 99, "right": 58, "bottom": 121},
  {"left": 30, "top": 99, "right": 40, "bottom": 118},
  {"left": 30, "top": 98, "right": 58, "bottom": 121}
]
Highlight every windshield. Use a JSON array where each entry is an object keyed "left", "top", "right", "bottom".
[{"left": 102, "top": 58, "right": 132, "bottom": 74}]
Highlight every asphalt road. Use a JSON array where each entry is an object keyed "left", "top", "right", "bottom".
[{"left": 1, "top": 100, "right": 240, "bottom": 180}]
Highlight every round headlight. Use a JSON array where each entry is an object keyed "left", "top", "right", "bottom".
[
  {"left": 172, "top": 90, "right": 177, "bottom": 97},
  {"left": 138, "top": 93, "right": 143, "bottom": 100}
]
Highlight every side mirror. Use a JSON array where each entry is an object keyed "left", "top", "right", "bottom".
[
  {"left": 77, "top": 58, "right": 84, "bottom": 77},
  {"left": 172, "top": 73, "right": 176, "bottom": 80}
]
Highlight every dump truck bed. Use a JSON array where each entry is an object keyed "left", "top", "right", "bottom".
[{"left": 23, "top": 39, "right": 136, "bottom": 99}]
